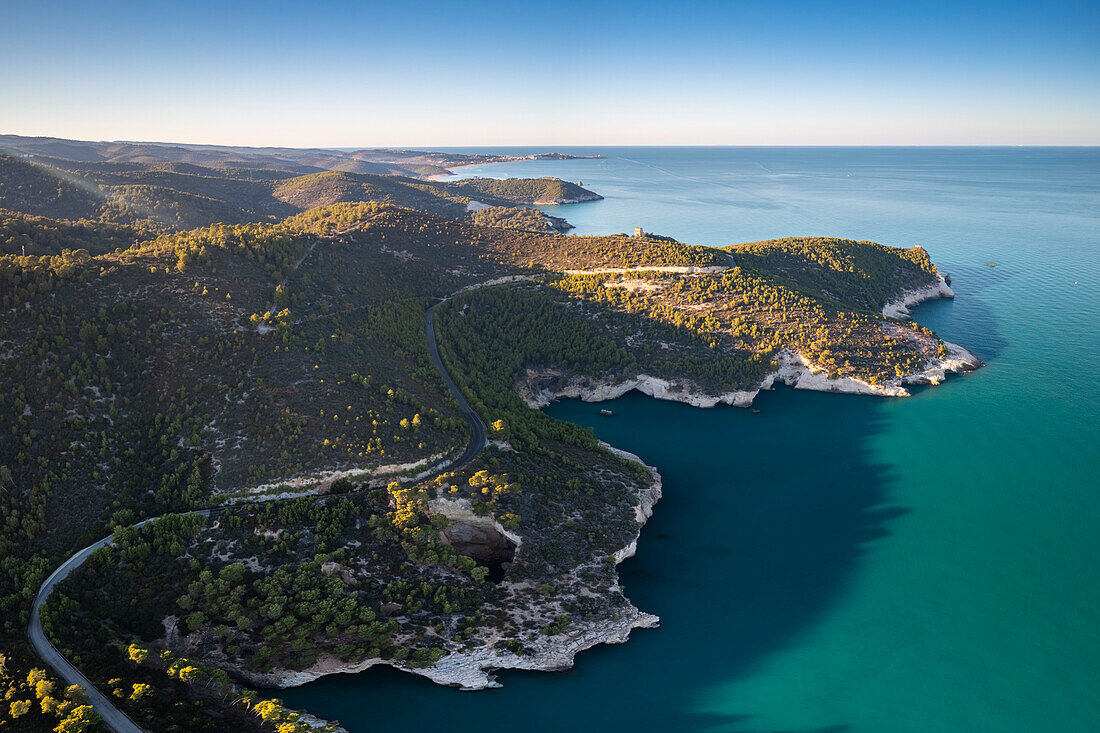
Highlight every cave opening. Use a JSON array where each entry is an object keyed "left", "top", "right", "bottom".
[{"left": 441, "top": 520, "right": 518, "bottom": 583}]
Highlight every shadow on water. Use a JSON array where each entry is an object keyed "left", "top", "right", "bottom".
[
  {"left": 917, "top": 264, "right": 1010, "bottom": 362},
  {"left": 277, "top": 386, "right": 903, "bottom": 733}
]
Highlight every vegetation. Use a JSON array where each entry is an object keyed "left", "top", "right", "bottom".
[
  {"left": 273, "top": 171, "right": 468, "bottom": 217},
  {"left": 469, "top": 205, "right": 559, "bottom": 233},
  {"left": 0, "top": 155, "right": 104, "bottom": 221},
  {"left": 0, "top": 160, "right": 962, "bottom": 730},
  {"left": 547, "top": 265, "right": 936, "bottom": 386},
  {"left": 272, "top": 172, "right": 598, "bottom": 229},
  {"left": 0, "top": 210, "right": 150, "bottom": 256},
  {"left": 0, "top": 154, "right": 289, "bottom": 232},
  {"left": 0, "top": 135, "right": 598, "bottom": 179},
  {"left": 0, "top": 150, "right": 602, "bottom": 240},
  {"left": 0, "top": 654, "right": 101, "bottom": 732},
  {"left": 731, "top": 236, "right": 939, "bottom": 312},
  {"left": 448, "top": 177, "right": 601, "bottom": 204}
]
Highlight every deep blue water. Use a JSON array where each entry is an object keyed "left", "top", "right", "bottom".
[{"left": 281, "top": 147, "right": 1100, "bottom": 732}]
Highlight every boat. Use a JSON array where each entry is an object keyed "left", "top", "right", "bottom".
[
  {"left": 751, "top": 409, "right": 761, "bottom": 414},
  {"left": 988, "top": 263, "right": 996, "bottom": 267},
  {"left": 600, "top": 409, "right": 613, "bottom": 416}
]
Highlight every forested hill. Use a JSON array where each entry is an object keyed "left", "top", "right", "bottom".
[
  {"left": 0, "top": 152, "right": 296, "bottom": 233},
  {"left": 271, "top": 171, "right": 602, "bottom": 217},
  {"left": 448, "top": 177, "right": 603, "bottom": 204},
  {"left": 731, "top": 236, "right": 940, "bottom": 312},
  {"left": 273, "top": 171, "right": 466, "bottom": 214},
  {"left": 0, "top": 197, "right": 968, "bottom": 732},
  {"left": 0, "top": 154, "right": 601, "bottom": 243},
  {"left": 0, "top": 134, "right": 601, "bottom": 179},
  {"left": 0, "top": 153, "right": 104, "bottom": 221}
]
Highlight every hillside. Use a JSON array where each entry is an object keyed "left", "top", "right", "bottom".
[
  {"left": 0, "top": 156, "right": 599, "bottom": 240},
  {"left": 0, "top": 154, "right": 104, "bottom": 220},
  {"left": 450, "top": 177, "right": 603, "bottom": 204},
  {"left": 731, "top": 236, "right": 940, "bottom": 312},
  {"left": 272, "top": 171, "right": 468, "bottom": 217},
  {"left": 0, "top": 154, "right": 290, "bottom": 231},
  {"left": 0, "top": 135, "right": 602, "bottom": 180},
  {"left": 468, "top": 205, "right": 572, "bottom": 233},
  {"left": 0, "top": 210, "right": 146, "bottom": 256}
]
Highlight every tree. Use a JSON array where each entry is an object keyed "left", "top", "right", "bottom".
[
  {"left": 130, "top": 683, "right": 154, "bottom": 701},
  {"left": 253, "top": 699, "right": 282, "bottom": 721},
  {"left": 177, "top": 665, "right": 203, "bottom": 682},
  {"left": 54, "top": 704, "right": 101, "bottom": 733},
  {"left": 127, "top": 643, "right": 148, "bottom": 664},
  {"left": 34, "top": 677, "right": 55, "bottom": 701},
  {"left": 64, "top": 684, "right": 87, "bottom": 703}
]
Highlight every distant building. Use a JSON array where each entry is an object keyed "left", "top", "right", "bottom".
[{"left": 633, "top": 226, "right": 644, "bottom": 238}]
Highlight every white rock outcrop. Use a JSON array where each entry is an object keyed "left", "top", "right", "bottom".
[
  {"left": 408, "top": 605, "right": 659, "bottom": 690},
  {"left": 898, "top": 340, "right": 982, "bottom": 386},
  {"left": 519, "top": 369, "right": 758, "bottom": 409},
  {"left": 882, "top": 274, "right": 954, "bottom": 319},
  {"left": 428, "top": 496, "right": 523, "bottom": 550},
  {"left": 221, "top": 453, "right": 450, "bottom": 504},
  {"left": 518, "top": 338, "right": 980, "bottom": 410},
  {"left": 766, "top": 350, "right": 909, "bottom": 397}
]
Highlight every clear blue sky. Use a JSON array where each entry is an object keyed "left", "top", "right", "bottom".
[{"left": 2, "top": 0, "right": 1097, "bottom": 146}]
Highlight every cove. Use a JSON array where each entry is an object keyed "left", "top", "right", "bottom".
[{"left": 279, "top": 385, "right": 900, "bottom": 732}]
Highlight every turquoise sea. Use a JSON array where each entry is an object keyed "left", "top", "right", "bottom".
[{"left": 281, "top": 148, "right": 1100, "bottom": 732}]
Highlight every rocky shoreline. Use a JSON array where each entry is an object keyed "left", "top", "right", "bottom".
[
  {"left": 882, "top": 274, "right": 955, "bottom": 319},
  {"left": 517, "top": 273, "right": 979, "bottom": 410},
  {"left": 515, "top": 340, "right": 979, "bottom": 411},
  {"left": 218, "top": 446, "right": 663, "bottom": 692}
]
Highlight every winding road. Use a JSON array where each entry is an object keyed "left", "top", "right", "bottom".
[
  {"left": 28, "top": 528, "right": 149, "bottom": 733},
  {"left": 28, "top": 294, "right": 486, "bottom": 732},
  {"left": 426, "top": 300, "right": 487, "bottom": 467}
]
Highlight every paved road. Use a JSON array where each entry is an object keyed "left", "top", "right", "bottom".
[
  {"left": 426, "top": 300, "right": 488, "bottom": 466},
  {"left": 28, "top": 295, "right": 486, "bottom": 732},
  {"left": 28, "top": 528, "right": 147, "bottom": 733}
]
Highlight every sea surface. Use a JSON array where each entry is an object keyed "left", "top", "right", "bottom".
[{"left": 281, "top": 147, "right": 1100, "bottom": 732}]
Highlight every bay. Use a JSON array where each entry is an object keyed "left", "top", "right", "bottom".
[{"left": 281, "top": 147, "right": 1100, "bottom": 732}]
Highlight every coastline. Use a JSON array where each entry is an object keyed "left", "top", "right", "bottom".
[
  {"left": 429, "top": 154, "right": 604, "bottom": 182},
  {"left": 235, "top": 275, "right": 978, "bottom": 688},
  {"left": 212, "top": 445, "right": 663, "bottom": 692},
  {"left": 429, "top": 162, "right": 484, "bottom": 181},
  {"left": 517, "top": 344, "right": 980, "bottom": 412},
  {"left": 882, "top": 274, "right": 955, "bottom": 319},
  {"left": 517, "top": 280, "right": 980, "bottom": 410},
  {"left": 30, "top": 238, "right": 980, "bottom": 710}
]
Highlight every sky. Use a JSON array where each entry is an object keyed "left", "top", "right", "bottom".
[{"left": 2, "top": 0, "right": 1098, "bottom": 146}]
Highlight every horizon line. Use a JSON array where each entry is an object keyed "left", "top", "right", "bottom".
[{"left": 4, "top": 134, "right": 1100, "bottom": 151}]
